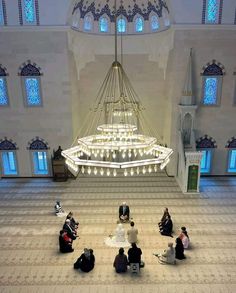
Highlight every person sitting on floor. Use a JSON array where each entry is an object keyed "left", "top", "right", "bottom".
[
  {"left": 128, "top": 243, "right": 144, "bottom": 268},
  {"left": 127, "top": 221, "right": 138, "bottom": 244},
  {"left": 160, "top": 214, "right": 173, "bottom": 237},
  {"left": 175, "top": 237, "right": 186, "bottom": 260},
  {"left": 54, "top": 201, "right": 64, "bottom": 215},
  {"left": 63, "top": 219, "right": 77, "bottom": 240},
  {"left": 179, "top": 226, "right": 190, "bottom": 249},
  {"left": 74, "top": 248, "right": 95, "bottom": 272},
  {"left": 66, "top": 211, "right": 79, "bottom": 230},
  {"left": 113, "top": 247, "right": 128, "bottom": 273},
  {"left": 154, "top": 242, "right": 175, "bottom": 264},
  {"left": 119, "top": 202, "right": 130, "bottom": 223},
  {"left": 59, "top": 230, "right": 74, "bottom": 253},
  {"left": 158, "top": 207, "right": 170, "bottom": 227}
]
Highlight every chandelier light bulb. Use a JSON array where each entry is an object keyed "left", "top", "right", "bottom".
[
  {"left": 81, "top": 166, "right": 85, "bottom": 174},
  {"left": 128, "top": 151, "right": 132, "bottom": 158},
  {"left": 154, "top": 165, "right": 158, "bottom": 172},
  {"left": 88, "top": 167, "right": 91, "bottom": 175},
  {"left": 100, "top": 168, "right": 104, "bottom": 176},
  {"left": 136, "top": 167, "right": 140, "bottom": 174},
  {"left": 94, "top": 167, "right": 98, "bottom": 175},
  {"left": 124, "top": 169, "right": 128, "bottom": 176},
  {"left": 107, "top": 169, "right": 111, "bottom": 176},
  {"left": 130, "top": 168, "right": 134, "bottom": 176},
  {"left": 122, "top": 152, "right": 126, "bottom": 159},
  {"left": 112, "top": 152, "right": 116, "bottom": 159},
  {"left": 148, "top": 165, "right": 152, "bottom": 173},
  {"left": 113, "top": 169, "right": 117, "bottom": 176},
  {"left": 142, "top": 166, "right": 146, "bottom": 174}
]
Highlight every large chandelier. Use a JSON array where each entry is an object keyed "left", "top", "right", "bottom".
[{"left": 62, "top": 2, "right": 173, "bottom": 177}]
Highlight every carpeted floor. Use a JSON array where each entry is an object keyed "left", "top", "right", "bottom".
[{"left": 0, "top": 172, "right": 236, "bottom": 293}]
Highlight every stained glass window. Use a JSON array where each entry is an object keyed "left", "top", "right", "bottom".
[
  {"left": 0, "top": 78, "right": 8, "bottom": 106},
  {"left": 23, "top": 0, "right": 36, "bottom": 24},
  {"left": 206, "top": 0, "right": 218, "bottom": 23},
  {"left": 200, "top": 150, "right": 211, "bottom": 173},
  {"left": 151, "top": 15, "right": 159, "bottom": 31},
  {"left": 33, "top": 151, "right": 48, "bottom": 175},
  {"left": 1, "top": 151, "right": 18, "bottom": 175},
  {"left": 117, "top": 18, "right": 126, "bottom": 33},
  {"left": 228, "top": 150, "right": 236, "bottom": 173},
  {"left": 100, "top": 17, "right": 109, "bottom": 33},
  {"left": 84, "top": 15, "right": 93, "bottom": 31},
  {"left": 25, "top": 78, "right": 41, "bottom": 106},
  {"left": 203, "top": 77, "right": 218, "bottom": 105},
  {"left": 0, "top": 1, "right": 4, "bottom": 25},
  {"left": 135, "top": 17, "right": 144, "bottom": 32}
]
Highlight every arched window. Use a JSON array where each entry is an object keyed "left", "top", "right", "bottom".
[
  {"left": 117, "top": 18, "right": 126, "bottom": 33},
  {"left": 0, "top": 138, "right": 18, "bottom": 176},
  {"left": 99, "top": 16, "right": 109, "bottom": 33},
  {"left": 150, "top": 14, "right": 159, "bottom": 31},
  {"left": 28, "top": 138, "right": 49, "bottom": 175},
  {"left": 196, "top": 135, "right": 217, "bottom": 174},
  {"left": 19, "top": 62, "right": 43, "bottom": 106},
  {"left": 201, "top": 61, "right": 224, "bottom": 105},
  {"left": 22, "top": 0, "right": 37, "bottom": 25},
  {"left": 84, "top": 14, "right": 93, "bottom": 31},
  {"left": 0, "top": 65, "right": 9, "bottom": 106},
  {"left": 205, "top": 0, "right": 220, "bottom": 24},
  {"left": 71, "top": 9, "right": 80, "bottom": 28},
  {"left": 162, "top": 9, "right": 170, "bottom": 27},
  {"left": 226, "top": 137, "right": 236, "bottom": 173},
  {"left": 135, "top": 16, "right": 144, "bottom": 33}
]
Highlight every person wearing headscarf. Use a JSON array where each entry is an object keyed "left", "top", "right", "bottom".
[
  {"left": 154, "top": 242, "right": 175, "bottom": 264},
  {"left": 59, "top": 230, "right": 74, "bottom": 253},
  {"left": 74, "top": 248, "right": 95, "bottom": 272},
  {"left": 113, "top": 247, "right": 128, "bottom": 273},
  {"left": 175, "top": 237, "right": 186, "bottom": 260},
  {"left": 179, "top": 226, "right": 190, "bottom": 249},
  {"left": 127, "top": 221, "right": 138, "bottom": 244},
  {"left": 158, "top": 207, "right": 170, "bottom": 228}
]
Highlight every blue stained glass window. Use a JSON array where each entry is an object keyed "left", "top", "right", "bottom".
[
  {"left": 206, "top": 0, "right": 218, "bottom": 23},
  {"left": 1, "top": 151, "right": 17, "bottom": 175},
  {"left": 23, "top": 0, "right": 36, "bottom": 24},
  {"left": 135, "top": 17, "right": 144, "bottom": 32},
  {"left": 25, "top": 78, "right": 41, "bottom": 106},
  {"left": 151, "top": 15, "right": 159, "bottom": 31},
  {"left": 200, "top": 150, "right": 211, "bottom": 173},
  {"left": 0, "top": 2, "right": 4, "bottom": 25},
  {"left": 203, "top": 77, "right": 218, "bottom": 105},
  {"left": 0, "top": 78, "right": 8, "bottom": 106},
  {"left": 117, "top": 18, "right": 126, "bottom": 33},
  {"left": 84, "top": 15, "right": 92, "bottom": 31},
  {"left": 228, "top": 150, "right": 236, "bottom": 173},
  {"left": 33, "top": 151, "right": 48, "bottom": 175},
  {"left": 100, "top": 17, "right": 109, "bottom": 32}
]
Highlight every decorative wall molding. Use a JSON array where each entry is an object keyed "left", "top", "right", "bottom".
[
  {"left": 200, "top": 60, "right": 225, "bottom": 75},
  {"left": 0, "top": 138, "right": 18, "bottom": 150},
  {"left": 27, "top": 137, "right": 49, "bottom": 150},
  {"left": 196, "top": 135, "right": 217, "bottom": 148},
  {"left": 225, "top": 137, "right": 236, "bottom": 148},
  {"left": 18, "top": 60, "right": 43, "bottom": 76}
]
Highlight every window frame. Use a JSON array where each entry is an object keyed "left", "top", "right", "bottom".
[
  {"left": 22, "top": 0, "right": 37, "bottom": 25},
  {"left": 99, "top": 15, "right": 109, "bottom": 33},
  {"left": 201, "top": 75, "right": 222, "bottom": 106},
  {"left": 83, "top": 14, "right": 93, "bottom": 32},
  {"left": 200, "top": 149, "right": 213, "bottom": 174},
  {"left": 117, "top": 17, "right": 127, "bottom": 34},
  {"left": 0, "top": 76, "right": 9, "bottom": 107},
  {"left": 21, "top": 75, "right": 43, "bottom": 107},
  {"left": 227, "top": 149, "right": 236, "bottom": 173},
  {"left": 0, "top": 150, "right": 18, "bottom": 176},
  {"left": 134, "top": 15, "right": 144, "bottom": 33},
  {"left": 150, "top": 14, "right": 159, "bottom": 32},
  {"left": 30, "top": 150, "right": 49, "bottom": 176}
]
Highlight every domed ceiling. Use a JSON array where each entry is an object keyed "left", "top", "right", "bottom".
[{"left": 71, "top": 0, "right": 170, "bottom": 34}]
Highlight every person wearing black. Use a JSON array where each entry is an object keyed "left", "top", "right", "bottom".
[
  {"left": 119, "top": 202, "right": 130, "bottom": 222},
  {"left": 128, "top": 243, "right": 144, "bottom": 267},
  {"left": 66, "top": 211, "right": 79, "bottom": 230},
  {"left": 74, "top": 248, "right": 95, "bottom": 272},
  {"left": 158, "top": 207, "right": 170, "bottom": 227},
  {"left": 175, "top": 237, "right": 186, "bottom": 260},
  {"left": 59, "top": 230, "right": 74, "bottom": 253},
  {"left": 113, "top": 247, "right": 128, "bottom": 273},
  {"left": 63, "top": 219, "right": 77, "bottom": 240},
  {"left": 160, "top": 214, "right": 173, "bottom": 237}
]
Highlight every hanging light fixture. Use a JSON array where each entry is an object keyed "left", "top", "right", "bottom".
[{"left": 62, "top": 0, "right": 173, "bottom": 176}]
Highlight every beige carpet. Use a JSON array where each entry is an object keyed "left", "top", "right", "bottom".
[{"left": 0, "top": 172, "right": 236, "bottom": 293}]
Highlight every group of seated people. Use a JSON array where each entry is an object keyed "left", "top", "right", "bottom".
[
  {"left": 58, "top": 210, "right": 79, "bottom": 253},
  {"left": 113, "top": 243, "right": 144, "bottom": 273}
]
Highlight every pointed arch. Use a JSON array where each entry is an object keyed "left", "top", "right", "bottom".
[
  {"left": 0, "top": 138, "right": 18, "bottom": 176},
  {"left": 99, "top": 15, "right": 109, "bottom": 33},
  {"left": 117, "top": 16, "right": 127, "bottom": 33},
  {"left": 134, "top": 14, "right": 144, "bottom": 33},
  {"left": 83, "top": 13, "right": 93, "bottom": 31},
  {"left": 71, "top": 8, "right": 80, "bottom": 29},
  {"left": 0, "top": 64, "right": 9, "bottom": 106},
  {"left": 150, "top": 13, "right": 159, "bottom": 31}
]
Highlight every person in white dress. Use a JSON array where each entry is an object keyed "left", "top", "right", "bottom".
[{"left": 154, "top": 242, "right": 176, "bottom": 264}]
